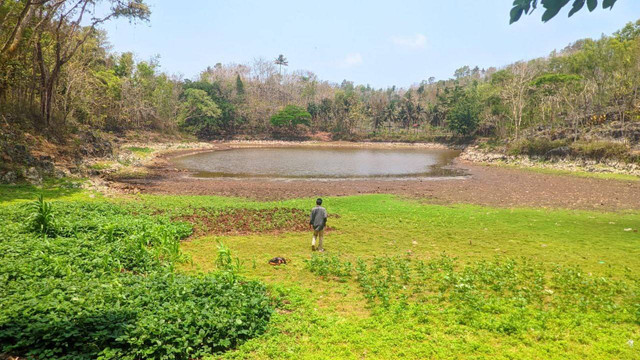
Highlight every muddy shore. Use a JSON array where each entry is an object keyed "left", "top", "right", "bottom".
[{"left": 109, "top": 141, "right": 640, "bottom": 211}]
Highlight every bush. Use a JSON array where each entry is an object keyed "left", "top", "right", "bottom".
[
  {"left": 270, "top": 105, "right": 311, "bottom": 128},
  {"left": 508, "top": 138, "right": 568, "bottom": 157},
  {"left": 569, "top": 141, "right": 630, "bottom": 161},
  {"left": 1, "top": 273, "right": 271, "bottom": 360},
  {"left": 447, "top": 94, "right": 481, "bottom": 136},
  {"left": 0, "top": 200, "right": 273, "bottom": 359},
  {"left": 509, "top": 138, "right": 633, "bottom": 162},
  {"left": 270, "top": 105, "right": 311, "bottom": 138}
]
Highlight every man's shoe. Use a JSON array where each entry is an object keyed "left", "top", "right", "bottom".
[
  {"left": 311, "top": 245, "right": 316, "bottom": 251},
  {"left": 318, "top": 248, "right": 325, "bottom": 252}
]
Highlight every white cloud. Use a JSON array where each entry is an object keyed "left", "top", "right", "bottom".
[
  {"left": 391, "top": 33, "right": 427, "bottom": 49},
  {"left": 339, "top": 52, "right": 363, "bottom": 68}
]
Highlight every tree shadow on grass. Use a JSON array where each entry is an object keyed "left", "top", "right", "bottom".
[{"left": 0, "top": 179, "right": 84, "bottom": 204}]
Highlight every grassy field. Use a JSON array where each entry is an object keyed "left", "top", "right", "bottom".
[
  {"left": 491, "top": 162, "right": 640, "bottom": 182},
  {"left": 172, "top": 194, "right": 640, "bottom": 359},
  {"left": 1, "top": 185, "right": 639, "bottom": 359}
]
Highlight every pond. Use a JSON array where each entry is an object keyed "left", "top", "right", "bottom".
[{"left": 171, "top": 146, "right": 463, "bottom": 179}]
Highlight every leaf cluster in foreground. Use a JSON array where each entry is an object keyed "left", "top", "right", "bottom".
[{"left": 0, "top": 200, "right": 273, "bottom": 359}]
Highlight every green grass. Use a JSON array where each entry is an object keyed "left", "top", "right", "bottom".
[
  {"left": 493, "top": 162, "right": 640, "bottom": 182},
  {"left": 88, "top": 161, "right": 116, "bottom": 171},
  {"left": 172, "top": 194, "right": 640, "bottom": 359},
  {"left": 0, "top": 179, "right": 90, "bottom": 205},
  {"left": 125, "top": 146, "right": 154, "bottom": 157},
  {"left": 2, "top": 186, "right": 639, "bottom": 359}
]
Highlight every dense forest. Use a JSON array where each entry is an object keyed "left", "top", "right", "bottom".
[{"left": 1, "top": 1, "right": 640, "bottom": 155}]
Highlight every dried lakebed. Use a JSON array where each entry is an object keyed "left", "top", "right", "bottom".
[{"left": 110, "top": 143, "right": 640, "bottom": 211}]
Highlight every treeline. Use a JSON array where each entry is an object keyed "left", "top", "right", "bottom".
[{"left": 2, "top": 1, "right": 640, "bottom": 145}]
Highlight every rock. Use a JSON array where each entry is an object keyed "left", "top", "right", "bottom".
[
  {"left": 23, "top": 167, "right": 42, "bottom": 184},
  {"left": 77, "top": 131, "right": 113, "bottom": 158},
  {"left": 37, "top": 156, "right": 55, "bottom": 174},
  {"left": 1, "top": 171, "right": 17, "bottom": 184},
  {"left": 54, "top": 168, "right": 70, "bottom": 179},
  {"left": 545, "top": 146, "right": 570, "bottom": 158},
  {"left": 460, "top": 147, "right": 507, "bottom": 163},
  {"left": 5, "top": 143, "right": 35, "bottom": 165}
]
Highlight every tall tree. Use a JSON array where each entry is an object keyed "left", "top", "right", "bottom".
[
  {"left": 446, "top": 86, "right": 482, "bottom": 136},
  {"left": 274, "top": 54, "right": 288, "bottom": 76},
  {"left": 235, "top": 73, "right": 245, "bottom": 97},
  {"left": 492, "top": 62, "right": 536, "bottom": 139},
  {"left": 178, "top": 88, "right": 222, "bottom": 138},
  {"left": 2, "top": 0, "right": 150, "bottom": 126}
]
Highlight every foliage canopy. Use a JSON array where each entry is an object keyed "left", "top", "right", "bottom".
[
  {"left": 510, "top": 0, "right": 619, "bottom": 23},
  {"left": 270, "top": 105, "right": 312, "bottom": 128}
]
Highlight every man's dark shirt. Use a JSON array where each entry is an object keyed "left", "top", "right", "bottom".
[{"left": 310, "top": 206, "right": 328, "bottom": 231}]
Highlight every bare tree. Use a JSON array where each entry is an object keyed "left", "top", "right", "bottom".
[{"left": 498, "top": 61, "right": 537, "bottom": 139}]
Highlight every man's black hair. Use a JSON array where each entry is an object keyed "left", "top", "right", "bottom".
[{"left": 316, "top": 198, "right": 323, "bottom": 205}]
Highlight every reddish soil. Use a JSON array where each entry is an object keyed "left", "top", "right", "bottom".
[
  {"left": 110, "top": 150, "right": 640, "bottom": 212},
  {"left": 174, "top": 208, "right": 333, "bottom": 237}
]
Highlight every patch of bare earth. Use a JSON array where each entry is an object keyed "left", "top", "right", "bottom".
[
  {"left": 110, "top": 149, "right": 640, "bottom": 212},
  {"left": 174, "top": 208, "right": 335, "bottom": 238}
]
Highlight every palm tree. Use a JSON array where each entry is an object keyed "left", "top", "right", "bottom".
[{"left": 274, "top": 54, "right": 288, "bottom": 75}]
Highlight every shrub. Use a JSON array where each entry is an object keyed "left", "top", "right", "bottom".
[
  {"left": 569, "top": 141, "right": 630, "bottom": 161},
  {"left": 270, "top": 105, "right": 311, "bottom": 128},
  {"left": 447, "top": 92, "right": 481, "bottom": 136},
  {"left": 508, "top": 138, "right": 568, "bottom": 157},
  {"left": 270, "top": 105, "right": 311, "bottom": 138},
  {"left": 1, "top": 273, "right": 272, "bottom": 360},
  {"left": 508, "top": 138, "right": 633, "bottom": 163}
]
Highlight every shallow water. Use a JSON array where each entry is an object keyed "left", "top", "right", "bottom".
[{"left": 171, "top": 147, "right": 463, "bottom": 179}]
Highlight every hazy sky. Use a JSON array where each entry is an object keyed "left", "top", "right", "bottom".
[{"left": 99, "top": 1, "right": 640, "bottom": 88}]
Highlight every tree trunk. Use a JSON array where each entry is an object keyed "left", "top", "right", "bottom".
[{"left": 1, "top": 0, "right": 35, "bottom": 58}]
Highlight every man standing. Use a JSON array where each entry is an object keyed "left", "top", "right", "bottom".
[{"left": 310, "top": 198, "right": 328, "bottom": 252}]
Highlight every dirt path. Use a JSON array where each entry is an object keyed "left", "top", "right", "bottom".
[{"left": 110, "top": 147, "right": 640, "bottom": 211}]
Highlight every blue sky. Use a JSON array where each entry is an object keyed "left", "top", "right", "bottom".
[{"left": 99, "top": 0, "right": 640, "bottom": 88}]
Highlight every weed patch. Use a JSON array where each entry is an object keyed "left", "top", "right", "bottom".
[
  {"left": 306, "top": 254, "right": 639, "bottom": 344},
  {"left": 305, "top": 253, "right": 353, "bottom": 281}
]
